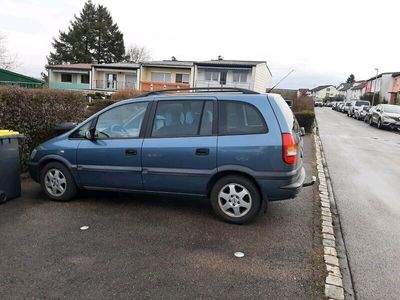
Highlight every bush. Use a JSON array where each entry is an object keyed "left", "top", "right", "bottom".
[
  {"left": 0, "top": 86, "right": 86, "bottom": 169},
  {"left": 111, "top": 88, "right": 141, "bottom": 101},
  {"left": 292, "top": 96, "right": 314, "bottom": 112},
  {"left": 85, "top": 99, "right": 118, "bottom": 118},
  {"left": 294, "top": 110, "right": 315, "bottom": 133}
]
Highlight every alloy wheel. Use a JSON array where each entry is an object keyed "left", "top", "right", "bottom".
[
  {"left": 44, "top": 168, "right": 67, "bottom": 197},
  {"left": 218, "top": 183, "right": 252, "bottom": 218}
]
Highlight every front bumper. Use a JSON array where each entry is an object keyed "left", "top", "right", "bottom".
[
  {"left": 28, "top": 161, "right": 40, "bottom": 182},
  {"left": 382, "top": 119, "right": 400, "bottom": 128}
]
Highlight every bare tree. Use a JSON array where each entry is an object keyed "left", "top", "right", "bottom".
[
  {"left": 125, "top": 45, "right": 151, "bottom": 63},
  {"left": 0, "top": 33, "right": 18, "bottom": 70}
]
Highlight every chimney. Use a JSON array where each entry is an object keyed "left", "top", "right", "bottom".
[
  {"left": 171, "top": 56, "right": 177, "bottom": 61},
  {"left": 217, "top": 55, "right": 223, "bottom": 60}
]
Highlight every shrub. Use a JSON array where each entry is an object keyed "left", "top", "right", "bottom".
[
  {"left": 294, "top": 110, "right": 315, "bottom": 133},
  {"left": 292, "top": 96, "right": 314, "bottom": 112},
  {"left": 111, "top": 88, "right": 141, "bottom": 101},
  {"left": 0, "top": 86, "right": 86, "bottom": 169},
  {"left": 84, "top": 99, "right": 118, "bottom": 118}
]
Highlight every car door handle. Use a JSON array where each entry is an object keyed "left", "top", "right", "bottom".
[
  {"left": 195, "top": 148, "right": 209, "bottom": 156},
  {"left": 125, "top": 148, "right": 137, "bottom": 156}
]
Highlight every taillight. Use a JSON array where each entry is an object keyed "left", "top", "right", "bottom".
[{"left": 282, "top": 133, "right": 298, "bottom": 165}]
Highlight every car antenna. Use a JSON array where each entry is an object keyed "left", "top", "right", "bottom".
[{"left": 266, "top": 69, "right": 294, "bottom": 93}]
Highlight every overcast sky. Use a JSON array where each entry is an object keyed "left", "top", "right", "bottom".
[{"left": 0, "top": 0, "right": 398, "bottom": 89}]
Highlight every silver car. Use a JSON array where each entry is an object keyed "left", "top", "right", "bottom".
[{"left": 369, "top": 104, "right": 400, "bottom": 130}]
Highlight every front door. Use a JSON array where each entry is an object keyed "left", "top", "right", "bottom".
[
  {"left": 77, "top": 101, "right": 149, "bottom": 190},
  {"left": 142, "top": 98, "right": 217, "bottom": 195}
]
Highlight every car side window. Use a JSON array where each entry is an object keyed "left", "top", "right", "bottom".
[
  {"left": 218, "top": 101, "right": 267, "bottom": 135},
  {"left": 70, "top": 121, "right": 92, "bottom": 139},
  {"left": 95, "top": 102, "right": 149, "bottom": 139},
  {"left": 152, "top": 100, "right": 213, "bottom": 138}
]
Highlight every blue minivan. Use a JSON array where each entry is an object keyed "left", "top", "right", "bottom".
[{"left": 29, "top": 88, "right": 313, "bottom": 223}]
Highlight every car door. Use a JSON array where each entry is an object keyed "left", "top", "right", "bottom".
[
  {"left": 76, "top": 101, "right": 150, "bottom": 190},
  {"left": 141, "top": 97, "right": 217, "bottom": 195}
]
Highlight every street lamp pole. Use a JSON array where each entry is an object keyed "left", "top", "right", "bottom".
[{"left": 371, "top": 68, "right": 379, "bottom": 106}]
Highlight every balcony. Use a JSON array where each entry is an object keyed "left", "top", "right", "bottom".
[
  {"left": 49, "top": 82, "right": 90, "bottom": 90},
  {"left": 195, "top": 80, "right": 251, "bottom": 90},
  {"left": 140, "top": 81, "right": 190, "bottom": 92},
  {"left": 93, "top": 80, "right": 136, "bottom": 91}
]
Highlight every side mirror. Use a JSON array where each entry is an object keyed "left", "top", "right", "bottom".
[
  {"left": 85, "top": 127, "right": 96, "bottom": 140},
  {"left": 300, "top": 127, "right": 306, "bottom": 136}
]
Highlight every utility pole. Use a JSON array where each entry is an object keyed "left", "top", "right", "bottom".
[{"left": 371, "top": 68, "right": 379, "bottom": 106}]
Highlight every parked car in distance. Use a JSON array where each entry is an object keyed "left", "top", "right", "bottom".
[
  {"left": 29, "top": 88, "right": 314, "bottom": 224},
  {"left": 337, "top": 103, "right": 345, "bottom": 112},
  {"left": 354, "top": 105, "right": 370, "bottom": 120},
  {"left": 348, "top": 100, "right": 370, "bottom": 117},
  {"left": 369, "top": 104, "right": 400, "bottom": 130},
  {"left": 364, "top": 106, "right": 376, "bottom": 123},
  {"left": 343, "top": 101, "right": 352, "bottom": 113},
  {"left": 315, "top": 100, "right": 323, "bottom": 107}
]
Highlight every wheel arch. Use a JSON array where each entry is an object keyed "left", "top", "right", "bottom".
[{"left": 38, "top": 155, "right": 80, "bottom": 186}]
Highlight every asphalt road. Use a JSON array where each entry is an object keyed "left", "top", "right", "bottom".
[
  {"left": 316, "top": 108, "right": 400, "bottom": 299},
  {"left": 0, "top": 136, "right": 323, "bottom": 299}
]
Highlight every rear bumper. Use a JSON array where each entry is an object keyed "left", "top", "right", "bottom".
[{"left": 256, "top": 166, "right": 308, "bottom": 201}]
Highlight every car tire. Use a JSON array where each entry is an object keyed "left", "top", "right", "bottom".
[
  {"left": 377, "top": 118, "right": 382, "bottom": 129},
  {"left": 40, "top": 162, "right": 77, "bottom": 201},
  {"left": 210, "top": 175, "right": 262, "bottom": 224},
  {"left": 369, "top": 117, "right": 374, "bottom": 126}
]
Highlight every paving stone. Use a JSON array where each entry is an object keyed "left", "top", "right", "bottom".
[
  {"left": 324, "top": 246, "right": 337, "bottom": 256},
  {"left": 325, "top": 284, "right": 344, "bottom": 299},
  {"left": 322, "top": 226, "right": 334, "bottom": 235},
  {"left": 326, "top": 274, "right": 343, "bottom": 287},
  {"left": 322, "top": 216, "right": 333, "bottom": 223},
  {"left": 326, "top": 265, "right": 342, "bottom": 278},
  {"left": 324, "top": 255, "right": 339, "bottom": 267},
  {"left": 321, "top": 202, "right": 330, "bottom": 208},
  {"left": 322, "top": 210, "right": 332, "bottom": 217},
  {"left": 323, "top": 233, "right": 335, "bottom": 240},
  {"left": 323, "top": 239, "right": 336, "bottom": 247},
  {"left": 322, "top": 220, "right": 332, "bottom": 227}
]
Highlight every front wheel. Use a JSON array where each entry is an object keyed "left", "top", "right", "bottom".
[
  {"left": 210, "top": 176, "right": 262, "bottom": 224},
  {"left": 40, "top": 162, "right": 77, "bottom": 201}
]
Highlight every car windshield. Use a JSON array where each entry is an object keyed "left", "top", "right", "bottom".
[
  {"left": 356, "top": 101, "right": 369, "bottom": 106},
  {"left": 383, "top": 105, "right": 400, "bottom": 114}
]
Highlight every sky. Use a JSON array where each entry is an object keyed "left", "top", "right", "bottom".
[{"left": 0, "top": 0, "right": 399, "bottom": 89}]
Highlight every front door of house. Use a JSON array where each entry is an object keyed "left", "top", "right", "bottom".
[
  {"left": 106, "top": 73, "right": 117, "bottom": 89},
  {"left": 125, "top": 74, "right": 136, "bottom": 89}
]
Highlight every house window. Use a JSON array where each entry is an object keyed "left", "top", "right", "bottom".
[
  {"left": 205, "top": 71, "right": 219, "bottom": 81},
  {"left": 176, "top": 73, "right": 189, "bottom": 84},
  {"left": 232, "top": 72, "right": 248, "bottom": 83},
  {"left": 151, "top": 72, "right": 171, "bottom": 83},
  {"left": 81, "top": 74, "right": 89, "bottom": 84},
  {"left": 61, "top": 74, "right": 72, "bottom": 83},
  {"left": 326, "top": 88, "right": 330, "bottom": 91}
]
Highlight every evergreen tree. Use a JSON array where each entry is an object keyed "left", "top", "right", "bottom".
[
  {"left": 47, "top": 1, "right": 125, "bottom": 64},
  {"left": 346, "top": 74, "right": 355, "bottom": 84}
]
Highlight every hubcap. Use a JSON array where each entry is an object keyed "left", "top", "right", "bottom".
[
  {"left": 44, "top": 168, "right": 67, "bottom": 197},
  {"left": 218, "top": 183, "right": 252, "bottom": 218}
]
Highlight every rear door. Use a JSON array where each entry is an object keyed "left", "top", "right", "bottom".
[{"left": 141, "top": 97, "right": 217, "bottom": 194}]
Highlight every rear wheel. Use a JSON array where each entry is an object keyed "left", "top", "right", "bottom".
[
  {"left": 369, "top": 117, "right": 374, "bottom": 126},
  {"left": 40, "top": 162, "right": 77, "bottom": 201},
  {"left": 210, "top": 175, "right": 261, "bottom": 224}
]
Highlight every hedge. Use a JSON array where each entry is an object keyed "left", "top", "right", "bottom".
[
  {"left": 294, "top": 110, "right": 315, "bottom": 133},
  {"left": 0, "top": 86, "right": 86, "bottom": 169}
]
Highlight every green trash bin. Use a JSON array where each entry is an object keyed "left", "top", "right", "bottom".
[{"left": 0, "top": 130, "right": 24, "bottom": 202}]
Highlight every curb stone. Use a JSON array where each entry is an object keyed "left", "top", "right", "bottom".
[{"left": 315, "top": 133, "right": 345, "bottom": 300}]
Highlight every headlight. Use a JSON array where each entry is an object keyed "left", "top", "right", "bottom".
[{"left": 30, "top": 149, "right": 37, "bottom": 160}]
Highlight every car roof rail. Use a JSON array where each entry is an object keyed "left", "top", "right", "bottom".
[{"left": 136, "top": 87, "right": 259, "bottom": 98}]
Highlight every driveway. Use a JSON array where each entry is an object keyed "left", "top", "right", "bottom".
[
  {"left": 0, "top": 136, "right": 323, "bottom": 299},
  {"left": 316, "top": 108, "right": 400, "bottom": 299}
]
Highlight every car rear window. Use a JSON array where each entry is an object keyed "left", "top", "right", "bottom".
[
  {"left": 356, "top": 101, "right": 369, "bottom": 106},
  {"left": 218, "top": 101, "right": 267, "bottom": 135},
  {"left": 271, "top": 95, "right": 296, "bottom": 131}
]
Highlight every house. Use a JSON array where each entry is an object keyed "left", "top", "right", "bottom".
[
  {"left": 336, "top": 82, "right": 353, "bottom": 101},
  {"left": 140, "top": 59, "right": 194, "bottom": 92},
  {"left": 312, "top": 85, "right": 338, "bottom": 100},
  {"left": 48, "top": 64, "right": 91, "bottom": 91},
  {"left": 350, "top": 81, "right": 366, "bottom": 100},
  {"left": 366, "top": 72, "right": 398, "bottom": 104},
  {"left": 271, "top": 88, "right": 298, "bottom": 107},
  {"left": 91, "top": 63, "right": 140, "bottom": 92},
  {"left": 389, "top": 73, "right": 400, "bottom": 105},
  {"left": 0, "top": 68, "right": 43, "bottom": 88},
  {"left": 193, "top": 59, "right": 272, "bottom": 93}
]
